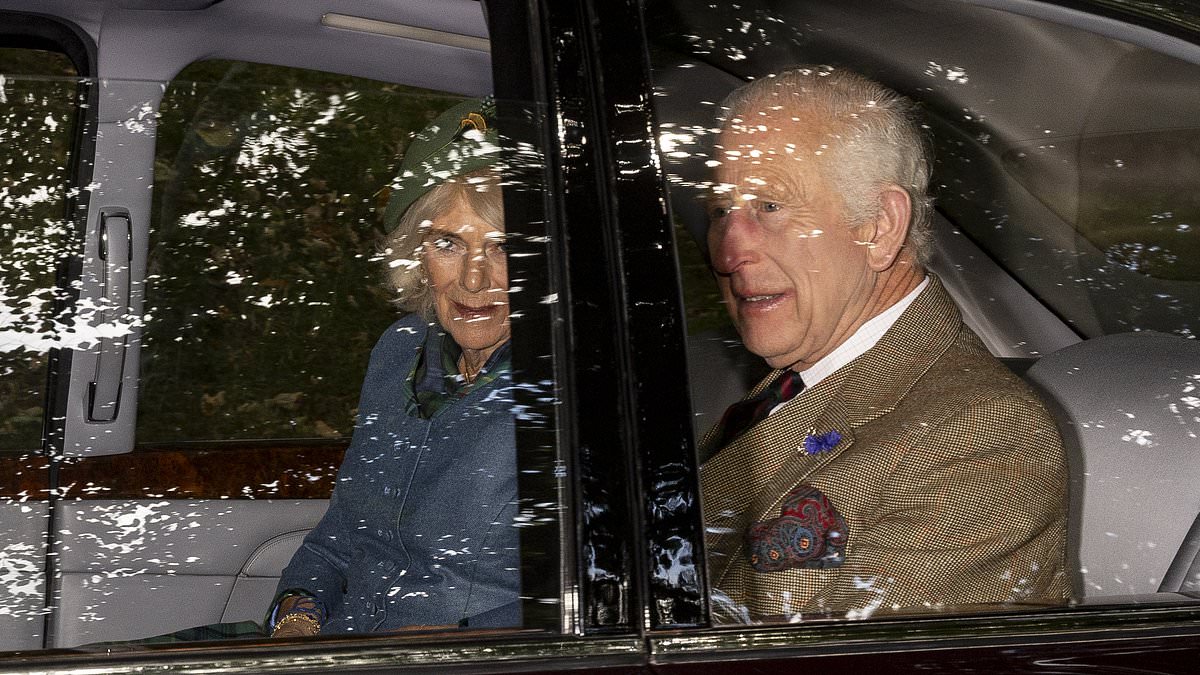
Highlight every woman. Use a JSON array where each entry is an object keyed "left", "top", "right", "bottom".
[{"left": 268, "top": 98, "right": 519, "bottom": 637}]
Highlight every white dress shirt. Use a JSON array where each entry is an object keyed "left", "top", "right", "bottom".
[{"left": 771, "top": 276, "right": 929, "bottom": 415}]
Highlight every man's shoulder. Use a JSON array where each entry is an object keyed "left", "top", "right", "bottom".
[
  {"left": 907, "top": 326, "right": 1041, "bottom": 403},
  {"left": 931, "top": 326, "right": 1044, "bottom": 405},
  {"left": 887, "top": 324, "right": 1063, "bottom": 449}
]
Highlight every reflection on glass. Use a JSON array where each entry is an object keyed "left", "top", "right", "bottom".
[
  {"left": 0, "top": 52, "right": 560, "bottom": 649},
  {"left": 0, "top": 48, "right": 78, "bottom": 453},
  {"left": 142, "top": 61, "right": 462, "bottom": 443},
  {"left": 645, "top": 0, "right": 1200, "bottom": 624}
]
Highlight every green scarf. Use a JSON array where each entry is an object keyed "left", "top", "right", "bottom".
[{"left": 407, "top": 325, "right": 511, "bottom": 420}]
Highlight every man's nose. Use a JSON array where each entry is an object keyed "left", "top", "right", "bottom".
[
  {"left": 710, "top": 206, "right": 759, "bottom": 275},
  {"left": 461, "top": 249, "right": 490, "bottom": 293}
]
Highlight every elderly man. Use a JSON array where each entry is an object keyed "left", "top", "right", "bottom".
[{"left": 699, "top": 67, "right": 1071, "bottom": 621}]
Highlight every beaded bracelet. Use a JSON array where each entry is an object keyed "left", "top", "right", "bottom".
[{"left": 273, "top": 612, "right": 321, "bottom": 635}]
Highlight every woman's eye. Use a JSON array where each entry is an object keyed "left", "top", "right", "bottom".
[
  {"left": 484, "top": 234, "right": 507, "bottom": 255},
  {"left": 430, "top": 237, "right": 457, "bottom": 251}
]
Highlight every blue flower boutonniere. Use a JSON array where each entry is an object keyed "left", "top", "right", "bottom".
[{"left": 804, "top": 430, "right": 842, "bottom": 455}]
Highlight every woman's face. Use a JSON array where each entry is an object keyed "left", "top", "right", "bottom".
[{"left": 422, "top": 197, "right": 510, "bottom": 357}]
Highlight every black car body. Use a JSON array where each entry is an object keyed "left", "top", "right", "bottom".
[{"left": 1, "top": 0, "right": 1199, "bottom": 672}]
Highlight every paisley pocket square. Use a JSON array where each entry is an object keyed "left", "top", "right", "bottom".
[{"left": 747, "top": 484, "right": 848, "bottom": 572}]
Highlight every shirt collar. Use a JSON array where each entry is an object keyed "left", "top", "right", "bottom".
[{"left": 797, "top": 276, "right": 930, "bottom": 389}]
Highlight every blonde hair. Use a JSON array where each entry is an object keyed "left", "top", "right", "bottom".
[{"left": 382, "top": 170, "right": 504, "bottom": 317}]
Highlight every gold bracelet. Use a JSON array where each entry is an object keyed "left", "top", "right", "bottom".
[{"left": 273, "top": 612, "right": 321, "bottom": 635}]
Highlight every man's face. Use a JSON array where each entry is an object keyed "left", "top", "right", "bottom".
[{"left": 707, "top": 112, "right": 875, "bottom": 370}]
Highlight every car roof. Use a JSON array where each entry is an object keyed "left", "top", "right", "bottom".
[{"left": 1, "top": 0, "right": 492, "bottom": 93}]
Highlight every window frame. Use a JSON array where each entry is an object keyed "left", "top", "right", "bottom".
[
  {"left": 623, "top": 0, "right": 1200, "bottom": 668},
  {"left": 3, "top": 0, "right": 659, "bottom": 668},
  {"left": 4, "top": 0, "right": 1200, "bottom": 671},
  {"left": 0, "top": 10, "right": 96, "bottom": 655}
]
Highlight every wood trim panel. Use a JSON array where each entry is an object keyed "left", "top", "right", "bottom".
[
  {"left": 0, "top": 453, "right": 52, "bottom": 498},
  {"left": 56, "top": 442, "right": 348, "bottom": 499}
]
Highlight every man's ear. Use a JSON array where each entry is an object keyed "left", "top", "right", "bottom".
[{"left": 864, "top": 184, "right": 912, "bottom": 272}]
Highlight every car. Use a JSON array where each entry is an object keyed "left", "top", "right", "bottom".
[{"left": 0, "top": 0, "right": 1198, "bottom": 672}]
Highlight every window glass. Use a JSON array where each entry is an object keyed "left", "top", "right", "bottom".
[
  {"left": 0, "top": 48, "right": 78, "bottom": 453},
  {"left": 78, "top": 63, "right": 556, "bottom": 646},
  {"left": 931, "top": 47, "right": 1200, "bottom": 339},
  {"left": 644, "top": 0, "right": 1200, "bottom": 625},
  {"left": 141, "top": 60, "right": 461, "bottom": 443},
  {"left": 1, "top": 53, "right": 563, "bottom": 650}
]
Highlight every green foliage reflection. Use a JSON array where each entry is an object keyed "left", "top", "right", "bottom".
[
  {"left": 0, "top": 48, "right": 78, "bottom": 452},
  {"left": 140, "top": 60, "right": 460, "bottom": 443}
]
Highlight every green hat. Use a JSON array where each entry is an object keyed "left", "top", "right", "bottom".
[{"left": 382, "top": 97, "right": 501, "bottom": 233}]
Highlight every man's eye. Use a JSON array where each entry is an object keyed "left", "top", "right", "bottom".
[
  {"left": 760, "top": 201, "right": 782, "bottom": 213},
  {"left": 708, "top": 204, "right": 732, "bottom": 219}
]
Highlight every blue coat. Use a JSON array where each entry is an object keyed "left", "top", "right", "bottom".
[{"left": 276, "top": 314, "right": 520, "bottom": 632}]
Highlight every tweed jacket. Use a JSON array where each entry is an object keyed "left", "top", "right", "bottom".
[{"left": 700, "top": 276, "right": 1071, "bottom": 621}]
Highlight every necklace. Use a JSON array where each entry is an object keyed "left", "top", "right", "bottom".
[{"left": 459, "top": 355, "right": 482, "bottom": 384}]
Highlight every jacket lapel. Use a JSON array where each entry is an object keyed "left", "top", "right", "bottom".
[
  {"left": 701, "top": 276, "right": 965, "bottom": 587},
  {"left": 702, "top": 369, "right": 853, "bottom": 585},
  {"left": 745, "top": 394, "right": 855, "bottom": 522}
]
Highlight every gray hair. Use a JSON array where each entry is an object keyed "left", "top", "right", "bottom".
[
  {"left": 720, "top": 66, "right": 934, "bottom": 266},
  {"left": 382, "top": 170, "right": 504, "bottom": 317}
]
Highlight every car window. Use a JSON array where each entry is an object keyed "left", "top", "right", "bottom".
[
  {"left": 0, "top": 47, "right": 79, "bottom": 453},
  {"left": 643, "top": 0, "right": 1200, "bottom": 625},
  {"left": 1, "top": 38, "right": 566, "bottom": 653},
  {"left": 0, "top": 44, "right": 81, "bottom": 653},
  {"left": 140, "top": 60, "right": 459, "bottom": 444},
  {"left": 931, "top": 50, "right": 1200, "bottom": 340}
]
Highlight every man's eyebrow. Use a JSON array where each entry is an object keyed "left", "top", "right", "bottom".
[
  {"left": 702, "top": 182, "right": 738, "bottom": 198},
  {"left": 702, "top": 177, "right": 809, "bottom": 203}
]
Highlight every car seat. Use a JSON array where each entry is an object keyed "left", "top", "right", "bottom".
[{"left": 1026, "top": 331, "right": 1200, "bottom": 597}]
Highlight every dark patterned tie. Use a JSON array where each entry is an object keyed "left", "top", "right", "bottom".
[{"left": 711, "top": 370, "right": 805, "bottom": 450}]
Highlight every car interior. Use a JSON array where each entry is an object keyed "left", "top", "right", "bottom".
[
  {"left": 648, "top": 0, "right": 1200, "bottom": 605},
  {"left": 1, "top": 0, "right": 495, "bottom": 650},
  {"left": 1, "top": 0, "right": 1198, "bottom": 654}
]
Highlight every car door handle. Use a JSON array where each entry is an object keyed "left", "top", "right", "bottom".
[{"left": 88, "top": 209, "right": 132, "bottom": 422}]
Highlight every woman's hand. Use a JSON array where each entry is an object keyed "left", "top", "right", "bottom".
[
  {"left": 269, "top": 593, "right": 323, "bottom": 638},
  {"left": 271, "top": 612, "right": 321, "bottom": 638}
]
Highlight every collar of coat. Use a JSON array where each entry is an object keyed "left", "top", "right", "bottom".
[{"left": 699, "top": 274, "right": 963, "bottom": 585}]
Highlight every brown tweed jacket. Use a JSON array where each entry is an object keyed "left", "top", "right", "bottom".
[{"left": 700, "top": 276, "right": 1071, "bottom": 621}]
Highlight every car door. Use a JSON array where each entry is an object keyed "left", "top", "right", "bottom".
[
  {"left": 633, "top": 0, "right": 1200, "bottom": 670},
  {"left": 0, "top": 0, "right": 594, "bottom": 661},
  {"left": 0, "top": 13, "right": 90, "bottom": 650},
  {"left": 4, "top": 0, "right": 1198, "bottom": 672},
  {"left": 2, "top": 0, "right": 696, "bottom": 670}
]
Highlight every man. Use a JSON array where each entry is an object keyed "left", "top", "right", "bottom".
[{"left": 699, "top": 67, "right": 1071, "bottom": 621}]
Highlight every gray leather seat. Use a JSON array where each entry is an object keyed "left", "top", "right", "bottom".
[{"left": 1026, "top": 332, "right": 1200, "bottom": 597}]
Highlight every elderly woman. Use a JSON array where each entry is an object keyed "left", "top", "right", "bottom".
[{"left": 268, "top": 98, "right": 519, "bottom": 637}]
